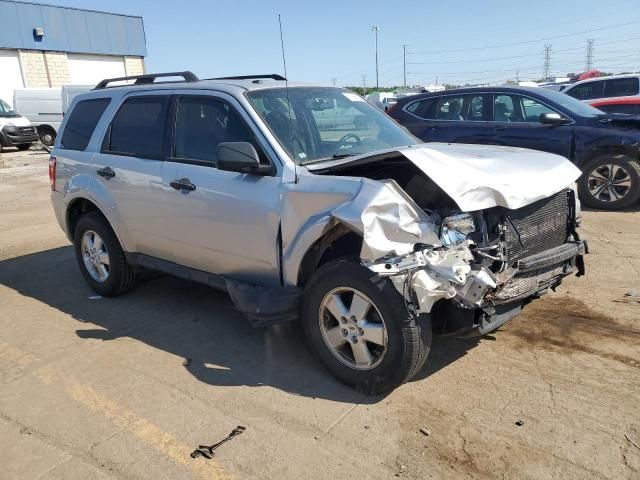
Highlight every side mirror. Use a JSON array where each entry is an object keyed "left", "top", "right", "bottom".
[
  {"left": 216, "top": 142, "right": 261, "bottom": 174},
  {"left": 539, "top": 112, "right": 569, "bottom": 125}
]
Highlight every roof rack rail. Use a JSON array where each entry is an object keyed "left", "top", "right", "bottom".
[
  {"left": 206, "top": 74, "right": 287, "bottom": 81},
  {"left": 94, "top": 71, "right": 199, "bottom": 90}
]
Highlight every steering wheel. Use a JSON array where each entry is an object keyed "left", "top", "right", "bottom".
[{"left": 336, "top": 133, "right": 362, "bottom": 149}]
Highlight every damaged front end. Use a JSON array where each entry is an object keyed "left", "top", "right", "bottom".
[{"left": 360, "top": 182, "right": 587, "bottom": 335}]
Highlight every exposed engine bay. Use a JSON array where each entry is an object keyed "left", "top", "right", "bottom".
[{"left": 308, "top": 149, "right": 588, "bottom": 334}]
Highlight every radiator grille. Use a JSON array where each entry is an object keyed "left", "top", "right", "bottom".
[
  {"left": 503, "top": 190, "right": 570, "bottom": 265},
  {"left": 17, "top": 126, "right": 36, "bottom": 135}
]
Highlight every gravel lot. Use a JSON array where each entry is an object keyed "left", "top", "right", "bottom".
[{"left": 0, "top": 147, "right": 639, "bottom": 480}]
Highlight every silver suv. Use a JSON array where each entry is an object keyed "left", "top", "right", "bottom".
[{"left": 50, "top": 72, "right": 587, "bottom": 393}]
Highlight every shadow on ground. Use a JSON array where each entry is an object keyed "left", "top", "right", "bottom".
[{"left": 0, "top": 246, "right": 483, "bottom": 403}]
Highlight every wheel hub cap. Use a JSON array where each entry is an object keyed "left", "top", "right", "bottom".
[
  {"left": 587, "top": 163, "right": 632, "bottom": 202},
  {"left": 318, "top": 287, "right": 388, "bottom": 371},
  {"left": 81, "top": 230, "right": 110, "bottom": 283}
]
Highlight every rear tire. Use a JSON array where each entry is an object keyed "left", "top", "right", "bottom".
[
  {"left": 73, "top": 212, "right": 137, "bottom": 297},
  {"left": 38, "top": 128, "right": 56, "bottom": 147},
  {"left": 16, "top": 144, "right": 31, "bottom": 151},
  {"left": 578, "top": 154, "right": 640, "bottom": 210},
  {"left": 302, "top": 259, "right": 431, "bottom": 394}
]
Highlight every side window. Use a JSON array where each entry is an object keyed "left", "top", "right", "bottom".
[
  {"left": 105, "top": 96, "right": 168, "bottom": 158},
  {"left": 468, "top": 95, "right": 485, "bottom": 121},
  {"left": 60, "top": 98, "right": 110, "bottom": 151},
  {"left": 597, "top": 103, "right": 636, "bottom": 114},
  {"left": 566, "top": 81, "right": 604, "bottom": 100},
  {"left": 494, "top": 95, "right": 516, "bottom": 122},
  {"left": 518, "top": 96, "right": 557, "bottom": 122},
  {"left": 436, "top": 96, "right": 465, "bottom": 121},
  {"left": 604, "top": 78, "right": 639, "bottom": 98},
  {"left": 405, "top": 98, "right": 436, "bottom": 119},
  {"left": 173, "top": 96, "right": 257, "bottom": 164}
]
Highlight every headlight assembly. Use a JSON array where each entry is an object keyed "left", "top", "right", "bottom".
[{"left": 440, "top": 213, "right": 475, "bottom": 246}]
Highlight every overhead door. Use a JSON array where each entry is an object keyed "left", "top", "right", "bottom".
[
  {"left": 68, "top": 54, "right": 126, "bottom": 86},
  {"left": 0, "top": 50, "right": 24, "bottom": 107}
]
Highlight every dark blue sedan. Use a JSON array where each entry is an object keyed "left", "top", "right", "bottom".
[{"left": 389, "top": 86, "right": 640, "bottom": 210}]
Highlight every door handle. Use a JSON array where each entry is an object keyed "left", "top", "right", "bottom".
[
  {"left": 170, "top": 178, "right": 196, "bottom": 192},
  {"left": 96, "top": 167, "right": 115, "bottom": 179}
]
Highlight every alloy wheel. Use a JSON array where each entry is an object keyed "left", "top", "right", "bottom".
[
  {"left": 318, "top": 287, "right": 388, "bottom": 370},
  {"left": 81, "top": 230, "right": 110, "bottom": 282},
  {"left": 587, "top": 163, "right": 632, "bottom": 202}
]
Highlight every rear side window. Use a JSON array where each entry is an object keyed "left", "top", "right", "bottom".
[
  {"left": 566, "top": 81, "right": 604, "bottom": 100},
  {"left": 405, "top": 98, "right": 435, "bottom": 119},
  {"left": 60, "top": 98, "right": 110, "bottom": 151},
  {"left": 604, "top": 78, "right": 639, "bottom": 98},
  {"left": 105, "top": 96, "right": 169, "bottom": 158}
]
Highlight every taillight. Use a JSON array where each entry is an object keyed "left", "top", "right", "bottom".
[{"left": 49, "top": 155, "right": 56, "bottom": 191}]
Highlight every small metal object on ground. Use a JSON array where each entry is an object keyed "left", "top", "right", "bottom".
[
  {"left": 190, "top": 426, "right": 246, "bottom": 459},
  {"left": 419, "top": 427, "right": 431, "bottom": 436}
]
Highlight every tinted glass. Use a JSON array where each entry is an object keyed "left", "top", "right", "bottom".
[
  {"left": 106, "top": 96, "right": 168, "bottom": 158},
  {"left": 405, "top": 98, "right": 435, "bottom": 118},
  {"left": 436, "top": 96, "right": 465, "bottom": 120},
  {"left": 519, "top": 97, "right": 557, "bottom": 122},
  {"left": 566, "top": 81, "right": 604, "bottom": 100},
  {"left": 174, "top": 96, "right": 255, "bottom": 164},
  {"left": 60, "top": 98, "right": 110, "bottom": 151},
  {"left": 604, "top": 78, "right": 639, "bottom": 98},
  {"left": 468, "top": 95, "right": 485, "bottom": 120},
  {"left": 494, "top": 95, "right": 516, "bottom": 121},
  {"left": 596, "top": 103, "right": 637, "bottom": 114}
]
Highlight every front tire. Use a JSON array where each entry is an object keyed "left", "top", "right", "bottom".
[
  {"left": 302, "top": 259, "right": 431, "bottom": 394},
  {"left": 578, "top": 154, "right": 640, "bottom": 210},
  {"left": 73, "top": 212, "right": 137, "bottom": 297}
]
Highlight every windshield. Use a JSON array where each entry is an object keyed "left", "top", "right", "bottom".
[
  {"left": 533, "top": 88, "right": 604, "bottom": 117},
  {"left": 0, "top": 99, "right": 19, "bottom": 117},
  {"left": 246, "top": 87, "right": 417, "bottom": 164}
]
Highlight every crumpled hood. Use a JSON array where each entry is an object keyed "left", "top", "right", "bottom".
[
  {"left": 310, "top": 143, "right": 582, "bottom": 212},
  {"left": 398, "top": 143, "right": 582, "bottom": 211}
]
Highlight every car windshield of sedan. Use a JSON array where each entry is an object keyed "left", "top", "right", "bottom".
[
  {"left": 247, "top": 87, "right": 417, "bottom": 164},
  {"left": 0, "top": 99, "right": 19, "bottom": 117}
]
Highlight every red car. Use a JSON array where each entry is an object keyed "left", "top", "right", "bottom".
[{"left": 589, "top": 97, "right": 640, "bottom": 115}]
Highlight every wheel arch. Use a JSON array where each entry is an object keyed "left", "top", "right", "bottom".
[
  {"left": 296, "top": 223, "right": 363, "bottom": 288},
  {"left": 65, "top": 197, "right": 128, "bottom": 250}
]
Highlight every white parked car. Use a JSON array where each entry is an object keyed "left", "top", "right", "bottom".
[{"left": 563, "top": 74, "right": 640, "bottom": 102}]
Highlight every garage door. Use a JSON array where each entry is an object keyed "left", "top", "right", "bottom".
[
  {"left": 68, "top": 54, "right": 126, "bottom": 86},
  {"left": 0, "top": 50, "right": 24, "bottom": 107}
]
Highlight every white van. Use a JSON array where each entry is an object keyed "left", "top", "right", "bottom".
[
  {"left": 0, "top": 98, "right": 38, "bottom": 151},
  {"left": 365, "top": 92, "right": 397, "bottom": 112},
  {"left": 13, "top": 85, "right": 92, "bottom": 147}
]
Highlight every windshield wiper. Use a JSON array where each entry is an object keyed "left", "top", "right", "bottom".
[{"left": 331, "top": 152, "right": 360, "bottom": 159}]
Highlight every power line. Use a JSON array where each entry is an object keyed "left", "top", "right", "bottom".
[{"left": 409, "top": 19, "right": 640, "bottom": 55}]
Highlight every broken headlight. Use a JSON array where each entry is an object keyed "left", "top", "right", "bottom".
[{"left": 440, "top": 213, "right": 475, "bottom": 246}]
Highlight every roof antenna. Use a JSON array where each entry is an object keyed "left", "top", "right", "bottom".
[{"left": 278, "top": 13, "right": 297, "bottom": 182}]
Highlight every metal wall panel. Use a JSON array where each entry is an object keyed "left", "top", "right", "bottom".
[{"left": 0, "top": 0, "right": 146, "bottom": 56}]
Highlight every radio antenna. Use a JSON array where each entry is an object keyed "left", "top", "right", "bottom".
[{"left": 278, "top": 14, "right": 297, "bottom": 182}]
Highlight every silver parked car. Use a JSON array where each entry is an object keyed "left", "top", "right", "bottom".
[{"left": 50, "top": 72, "right": 588, "bottom": 393}]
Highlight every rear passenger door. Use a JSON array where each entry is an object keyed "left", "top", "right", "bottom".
[
  {"left": 403, "top": 94, "right": 490, "bottom": 143},
  {"left": 160, "top": 93, "right": 282, "bottom": 286},
  {"left": 94, "top": 93, "right": 173, "bottom": 258}
]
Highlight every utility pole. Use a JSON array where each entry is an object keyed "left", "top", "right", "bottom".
[
  {"left": 586, "top": 39, "right": 594, "bottom": 70},
  {"left": 515, "top": 70, "right": 520, "bottom": 83},
  {"left": 331, "top": 77, "right": 337, "bottom": 86},
  {"left": 362, "top": 74, "right": 367, "bottom": 96},
  {"left": 543, "top": 44, "right": 552, "bottom": 81},
  {"left": 403, "top": 44, "right": 407, "bottom": 89},
  {"left": 372, "top": 26, "right": 380, "bottom": 88}
]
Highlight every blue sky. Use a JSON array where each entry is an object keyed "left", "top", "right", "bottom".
[{"left": 28, "top": 0, "right": 640, "bottom": 87}]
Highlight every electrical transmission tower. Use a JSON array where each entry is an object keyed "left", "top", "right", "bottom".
[
  {"left": 543, "top": 44, "right": 552, "bottom": 81},
  {"left": 362, "top": 74, "right": 367, "bottom": 96},
  {"left": 586, "top": 39, "right": 594, "bottom": 70},
  {"left": 331, "top": 77, "right": 337, "bottom": 86}
]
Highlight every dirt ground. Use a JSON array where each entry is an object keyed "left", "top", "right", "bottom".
[{"left": 0, "top": 147, "right": 639, "bottom": 480}]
